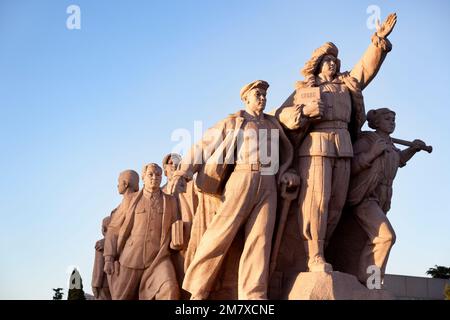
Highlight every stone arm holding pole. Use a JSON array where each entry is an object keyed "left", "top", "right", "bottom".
[
  {"left": 397, "top": 138, "right": 430, "bottom": 165},
  {"left": 352, "top": 135, "right": 430, "bottom": 175}
]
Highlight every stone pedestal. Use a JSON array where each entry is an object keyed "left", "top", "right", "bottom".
[{"left": 283, "top": 271, "right": 395, "bottom": 300}]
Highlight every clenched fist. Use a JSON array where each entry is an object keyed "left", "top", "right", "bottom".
[{"left": 303, "top": 99, "right": 325, "bottom": 118}]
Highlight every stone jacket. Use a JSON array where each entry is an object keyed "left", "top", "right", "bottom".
[
  {"left": 347, "top": 131, "right": 406, "bottom": 212},
  {"left": 178, "top": 110, "right": 294, "bottom": 195},
  {"left": 103, "top": 194, "right": 136, "bottom": 261},
  {"left": 115, "top": 190, "right": 177, "bottom": 268},
  {"left": 108, "top": 189, "right": 178, "bottom": 299}
]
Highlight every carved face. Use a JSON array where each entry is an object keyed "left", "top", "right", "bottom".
[
  {"left": 319, "top": 55, "right": 337, "bottom": 78},
  {"left": 101, "top": 224, "right": 108, "bottom": 236},
  {"left": 377, "top": 112, "right": 396, "bottom": 134},
  {"left": 117, "top": 176, "right": 128, "bottom": 195},
  {"left": 164, "top": 157, "right": 179, "bottom": 180},
  {"left": 244, "top": 88, "right": 267, "bottom": 114},
  {"left": 101, "top": 217, "right": 110, "bottom": 236},
  {"left": 143, "top": 166, "right": 162, "bottom": 192}
]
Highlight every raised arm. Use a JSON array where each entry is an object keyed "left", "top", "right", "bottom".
[
  {"left": 350, "top": 13, "right": 397, "bottom": 90},
  {"left": 169, "top": 119, "right": 229, "bottom": 195}
]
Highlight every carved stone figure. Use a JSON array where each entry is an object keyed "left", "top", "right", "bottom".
[
  {"left": 337, "top": 108, "right": 427, "bottom": 284},
  {"left": 104, "top": 164, "right": 180, "bottom": 299},
  {"left": 162, "top": 153, "right": 198, "bottom": 298},
  {"left": 183, "top": 185, "right": 222, "bottom": 283},
  {"left": 171, "top": 80, "right": 298, "bottom": 299},
  {"left": 274, "top": 14, "right": 398, "bottom": 272},
  {"left": 91, "top": 216, "right": 112, "bottom": 300},
  {"left": 162, "top": 153, "right": 198, "bottom": 234},
  {"left": 90, "top": 12, "right": 434, "bottom": 301},
  {"left": 161, "top": 153, "right": 182, "bottom": 194},
  {"left": 103, "top": 170, "right": 140, "bottom": 297}
]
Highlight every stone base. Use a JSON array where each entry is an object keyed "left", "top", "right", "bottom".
[{"left": 284, "top": 271, "right": 395, "bottom": 300}]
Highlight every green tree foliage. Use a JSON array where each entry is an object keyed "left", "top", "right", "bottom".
[
  {"left": 426, "top": 265, "right": 450, "bottom": 279},
  {"left": 52, "top": 288, "right": 64, "bottom": 300}
]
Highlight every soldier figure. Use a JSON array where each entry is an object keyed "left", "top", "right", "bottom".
[{"left": 172, "top": 80, "right": 297, "bottom": 299}]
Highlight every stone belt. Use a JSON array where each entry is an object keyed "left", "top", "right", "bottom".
[
  {"left": 312, "top": 120, "right": 348, "bottom": 130},
  {"left": 234, "top": 163, "right": 272, "bottom": 171}
]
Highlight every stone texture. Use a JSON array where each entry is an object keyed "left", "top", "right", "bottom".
[
  {"left": 383, "top": 274, "right": 407, "bottom": 297},
  {"left": 405, "top": 276, "right": 428, "bottom": 298},
  {"left": 427, "top": 278, "right": 448, "bottom": 300},
  {"left": 285, "top": 271, "right": 395, "bottom": 300},
  {"left": 383, "top": 274, "right": 449, "bottom": 300}
]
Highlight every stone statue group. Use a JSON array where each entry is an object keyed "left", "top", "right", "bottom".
[{"left": 91, "top": 13, "right": 431, "bottom": 300}]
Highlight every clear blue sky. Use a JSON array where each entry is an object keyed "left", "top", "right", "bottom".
[{"left": 0, "top": 0, "right": 448, "bottom": 299}]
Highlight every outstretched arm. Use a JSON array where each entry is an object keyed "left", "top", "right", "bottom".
[
  {"left": 350, "top": 13, "right": 397, "bottom": 90},
  {"left": 170, "top": 119, "right": 229, "bottom": 194},
  {"left": 177, "top": 119, "right": 228, "bottom": 177}
]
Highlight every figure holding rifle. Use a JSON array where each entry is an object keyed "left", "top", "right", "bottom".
[{"left": 346, "top": 107, "right": 431, "bottom": 286}]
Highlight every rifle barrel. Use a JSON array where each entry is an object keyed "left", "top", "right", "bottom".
[{"left": 391, "top": 137, "right": 433, "bottom": 153}]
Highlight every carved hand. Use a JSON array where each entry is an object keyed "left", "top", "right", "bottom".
[
  {"left": 281, "top": 171, "right": 300, "bottom": 188},
  {"left": 302, "top": 99, "right": 324, "bottom": 118},
  {"left": 412, "top": 139, "right": 426, "bottom": 152},
  {"left": 104, "top": 261, "right": 114, "bottom": 275},
  {"left": 95, "top": 240, "right": 104, "bottom": 251},
  {"left": 370, "top": 138, "right": 388, "bottom": 159},
  {"left": 376, "top": 13, "right": 397, "bottom": 39}
]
